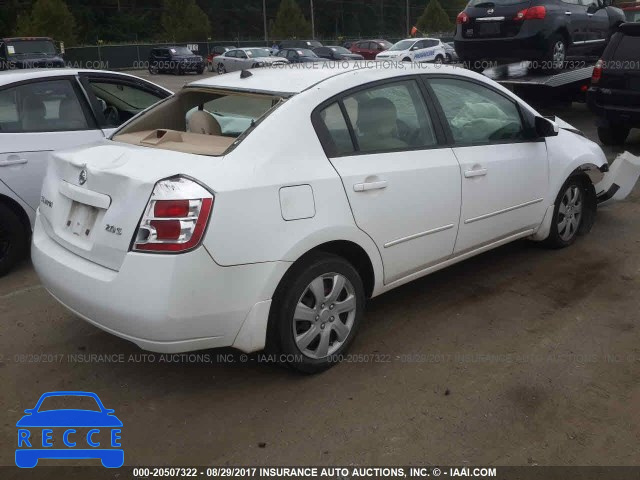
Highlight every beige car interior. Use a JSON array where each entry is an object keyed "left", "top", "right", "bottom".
[{"left": 113, "top": 88, "right": 280, "bottom": 156}]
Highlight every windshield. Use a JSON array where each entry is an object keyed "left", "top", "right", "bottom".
[
  {"left": 468, "top": 0, "right": 529, "bottom": 6},
  {"left": 298, "top": 49, "right": 317, "bottom": 57},
  {"left": 245, "top": 48, "right": 270, "bottom": 58},
  {"left": 170, "top": 46, "right": 194, "bottom": 56},
  {"left": 388, "top": 40, "right": 415, "bottom": 52},
  {"left": 37, "top": 395, "right": 101, "bottom": 412},
  {"left": 330, "top": 46, "right": 351, "bottom": 54},
  {"left": 5, "top": 39, "right": 56, "bottom": 55}
]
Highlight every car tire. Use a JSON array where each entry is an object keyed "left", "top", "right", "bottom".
[
  {"left": 197, "top": 67, "right": 204, "bottom": 75},
  {"left": 542, "top": 33, "right": 566, "bottom": 71},
  {"left": 543, "top": 176, "right": 589, "bottom": 249},
  {"left": 148, "top": 63, "right": 158, "bottom": 75},
  {"left": 217, "top": 63, "right": 226, "bottom": 75},
  {"left": 0, "top": 203, "right": 28, "bottom": 277},
  {"left": 434, "top": 55, "right": 444, "bottom": 64},
  {"left": 445, "top": 53, "right": 452, "bottom": 63},
  {"left": 598, "top": 125, "right": 630, "bottom": 145},
  {"left": 270, "top": 252, "right": 366, "bottom": 374},
  {"left": 402, "top": 57, "right": 412, "bottom": 62}
]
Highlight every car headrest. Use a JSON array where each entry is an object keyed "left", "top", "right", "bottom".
[
  {"left": 357, "top": 97, "right": 398, "bottom": 136},
  {"left": 188, "top": 110, "right": 222, "bottom": 136}
]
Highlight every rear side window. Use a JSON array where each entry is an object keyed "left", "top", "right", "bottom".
[
  {"left": 0, "top": 79, "right": 89, "bottom": 133},
  {"left": 317, "top": 103, "right": 355, "bottom": 156},
  {"left": 612, "top": 35, "right": 640, "bottom": 63},
  {"left": 429, "top": 78, "right": 525, "bottom": 144}
]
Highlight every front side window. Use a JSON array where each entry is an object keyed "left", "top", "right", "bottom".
[
  {"left": 0, "top": 79, "right": 89, "bottom": 133},
  {"left": 429, "top": 78, "right": 525, "bottom": 144},
  {"left": 342, "top": 80, "right": 437, "bottom": 153}
]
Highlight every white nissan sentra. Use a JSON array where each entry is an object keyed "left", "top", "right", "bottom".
[{"left": 32, "top": 64, "right": 638, "bottom": 373}]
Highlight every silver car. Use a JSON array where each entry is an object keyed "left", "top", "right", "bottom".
[{"left": 214, "top": 48, "right": 288, "bottom": 74}]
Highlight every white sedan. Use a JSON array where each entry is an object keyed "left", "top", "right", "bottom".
[
  {"left": 0, "top": 69, "right": 171, "bottom": 275},
  {"left": 32, "top": 64, "right": 637, "bottom": 373},
  {"left": 375, "top": 38, "right": 447, "bottom": 63}
]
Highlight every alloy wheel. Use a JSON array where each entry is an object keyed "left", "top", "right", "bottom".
[
  {"left": 292, "top": 273, "right": 357, "bottom": 359},
  {"left": 558, "top": 185, "right": 583, "bottom": 242},
  {"left": 553, "top": 40, "right": 566, "bottom": 65}
]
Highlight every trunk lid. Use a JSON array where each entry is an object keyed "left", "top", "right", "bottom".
[
  {"left": 38, "top": 140, "right": 223, "bottom": 271},
  {"left": 464, "top": 0, "right": 532, "bottom": 39}
]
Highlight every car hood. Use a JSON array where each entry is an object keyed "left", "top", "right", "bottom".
[{"left": 17, "top": 410, "right": 123, "bottom": 427}]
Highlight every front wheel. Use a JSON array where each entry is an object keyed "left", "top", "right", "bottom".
[
  {"left": 544, "top": 177, "right": 587, "bottom": 248},
  {"left": 271, "top": 253, "right": 365, "bottom": 374},
  {"left": 217, "top": 63, "right": 226, "bottom": 75},
  {"left": 541, "top": 34, "right": 566, "bottom": 71}
]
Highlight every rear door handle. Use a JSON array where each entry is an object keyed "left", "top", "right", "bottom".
[
  {"left": 0, "top": 157, "right": 28, "bottom": 167},
  {"left": 587, "top": 13, "right": 593, "bottom": 16},
  {"left": 565, "top": 11, "right": 572, "bottom": 15},
  {"left": 353, "top": 180, "right": 388, "bottom": 192},
  {"left": 464, "top": 168, "right": 488, "bottom": 178}
]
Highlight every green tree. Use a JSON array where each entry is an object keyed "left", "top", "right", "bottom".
[
  {"left": 416, "top": 0, "right": 453, "bottom": 34},
  {"left": 16, "top": 0, "right": 77, "bottom": 45},
  {"left": 271, "top": 0, "right": 312, "bottom": 39},
  {"left": 161, "top": 0, "right": 211, "bottom": 42}
]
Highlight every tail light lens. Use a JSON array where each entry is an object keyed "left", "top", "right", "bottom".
[
  {"left": 456, "top": 11, "right": 469, "bottom": 24},
  {"left": 514, "top": 6, "right": 546, "bottom": 21},
  {"left": 592, "top": 58, "right": 603, "bottom": 84},
  {"left": 133, "top": 176, "right": 214, "bottom": 253}
]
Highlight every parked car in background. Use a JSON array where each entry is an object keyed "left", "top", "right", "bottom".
[
  {"left": 443, "top": 42, "right": 459, "bottom": 63},
  {"left": 276, "top": 48, "right": 323, "bottom": 63},
  {"left": 31, "top": 64, "right": 631, "bottom": 374},
  {"left": 214, "top": 48, "right": 287, "bottom": 74},
  {"left": 148, "top": 46, "right": 205, "bottom": 75},
  {"left": 0, "top": 37, "right": 64, "bottom": 71},
  {"left": 350, "top": 39, "right": 392, "bottom": 60},
  {"left": 206, "top": 45, "right": 234, "bottom": 72},
  {"left": 587, "top": 22, "right": 640, "bottom": 145},
  {"left": 313, "top": 46, "right": 364, "bottom": 61},
  {"left": 454, "top": 0, "right": 626, "bottom": 69},
  {"left": 0, "top": 69, "right": 171, "bottom": 275},
  {"left": 375, "top": 38, "right": 447, "bottom": 63},
  {"left": 620, "top": 1, "right": 640, "bottom": 21},
  {"left": 279, "top": 39, "right": 323, "bottom": 49}
]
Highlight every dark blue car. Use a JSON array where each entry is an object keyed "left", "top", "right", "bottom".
[{"left": 16, "top": 391, "right": 123, "bottom": 468}]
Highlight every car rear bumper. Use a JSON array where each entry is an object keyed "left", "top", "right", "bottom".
[
  {"left": 454, "top": 27, "right": 552, "bottom": 61},
  {"left": 587, "top": 87, "right": 640, "bottom": 127},
  {"left": 32, "top": 211, "right": 289, "bottom": 353}
]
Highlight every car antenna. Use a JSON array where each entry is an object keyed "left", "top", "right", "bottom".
[{"left": 240, "top": 69, "right": 253, "bottom": 79}]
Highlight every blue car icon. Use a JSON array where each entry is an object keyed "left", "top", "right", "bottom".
[{"left": 16, "top": 391, "right": 123, "bottom": 468}]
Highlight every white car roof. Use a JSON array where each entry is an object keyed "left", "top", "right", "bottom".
[
  {"left": 189, "top": 63, "right": 476, "bottom": 96},
  {"left": 0, "top": 68, "right": 157, "bottom": 87}
]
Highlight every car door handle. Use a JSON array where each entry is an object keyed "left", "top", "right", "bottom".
[
  {"left": 587, "top": 13, "right": 593, "bottom": 16},
  {"left": 353, "top": 180, "right": 388, "bottom": 192},
  {"left": 0, "top": 157, "right": 28, "bottom": 167},
  {"left": 464, "top": 168, "right": 488, "bottom": 178},
  {"left": 565, "top": 11, "right": 572, "bottom": 15}
]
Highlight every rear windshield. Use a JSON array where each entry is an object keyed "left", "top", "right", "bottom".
[
  {"left": 468, "top": 0, "right": 529, "bottom": 6},
  {"left": 612, "top": 35, "right": 640, "bottom": 63},
  {"left": 112, "top": 88, "right": 283, "bottom": 156},
  {"left": 4, "top": 39, "right": 56, "bottom": 55}
]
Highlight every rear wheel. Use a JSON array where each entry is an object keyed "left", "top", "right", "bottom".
[
  {"left": 402, "top": 57, "right": 412, "bottom": 62},
  {"left": 434, "top": 55, "right": 444, "bottom": 65},
  {"left": 270, "top": 253, "right": 365, "bottom": 374},
  {"left": 217, "top": 63, "right": 226, "bottom": 74},
  {"left": 0, "top": 203, "right": 28, "bottom": 277},
  {"left": 598, "top": 125, "right": 630, "bottom": 145},
  {"left": 541, "top": 34, "right": 566, "bottom": 71}
]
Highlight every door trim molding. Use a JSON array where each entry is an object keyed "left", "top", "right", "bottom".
[
  {"left": 384, "top": 224, "right": 454, "bottom": 248},
  {"left": 464, "top": 198, "right": 543, "bottom": 225}
]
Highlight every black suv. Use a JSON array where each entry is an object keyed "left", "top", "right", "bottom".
[
  {"left": 587, "top": 22, "right": 640, "bottom": 145},
  {"left": 148, "top": 46, "right": 205, "bottom": 75},
  {"left": 0, "top": 37, "right": 64, "bottom": 70},
  {"left": 454, "top": 0, "right": 625, "bottom": 68}
]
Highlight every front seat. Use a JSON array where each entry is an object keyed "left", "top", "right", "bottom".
[
  {"left": 58, "top": 97, "right": 87, "bottom": 130},
  {"left": 21, "top": 96, "right": 47, "bottom": 131},
  {"left": 356, "top": 97, "right": 407, "bottom": 151},
  {"left": 188, "top": 107, "right": 222, "bottom": 135}
]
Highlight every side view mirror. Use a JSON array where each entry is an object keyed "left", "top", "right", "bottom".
[
  {"left": 410, "top": 46, "right": 419, "bottom": 51},
  {"left": 535, "top": 116, "right": 559, "bottom": 137}
]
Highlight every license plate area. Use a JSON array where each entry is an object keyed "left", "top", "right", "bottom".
[
  {"left": 477, "top": 22, "right": 502, "bottom": 36},
  {"left": 66, "top": 201, "right": 100, "bottom": 238}
]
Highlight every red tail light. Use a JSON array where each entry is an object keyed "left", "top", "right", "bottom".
[
  {"left": 514, "top": 6, "right": 546, "bottom": 21},
  {"left": 456, "top": 11, "right": 469, "bottom": 24},
  {"left": 592, "top": 58, "right": 603, "bottom": 84},
  {"left": 133, "top": 177, "right": 214, "bottom": 253}
]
